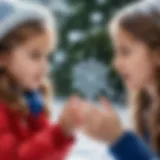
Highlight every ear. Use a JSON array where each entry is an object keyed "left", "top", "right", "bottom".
[{"left": 0, "top": 52, "right": 9, "bottom": 69}]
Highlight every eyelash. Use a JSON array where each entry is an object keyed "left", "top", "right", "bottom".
[
  {"left": 30, "top": 51, "right": 53, "bottom": 63},
  {"left": 30, "top": 52, "right": 42, "bottom": 59}
]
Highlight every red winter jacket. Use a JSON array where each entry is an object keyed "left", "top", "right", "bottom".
[{"left": 0, "top": 101, "right": 75, "bottom": 160}]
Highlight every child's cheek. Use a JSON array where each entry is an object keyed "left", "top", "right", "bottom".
[{"left": 21, "top": 78, "right": 41, "bottom": 90}]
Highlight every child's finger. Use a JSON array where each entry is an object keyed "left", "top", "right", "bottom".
[
  {"left": 82, "top": 109, "right": 102, "bottom": 137},
  {"left": 79, "top": 100, "right": 92, "bottom": 115},
  {"left": 67, "top": 95, "right": 81, "bottom": 108},
  {"left": 85, "top": 107, "right": 102, "bottom": 128},
  {"left": 75, "top": 100, "right": 91, "bottom": 126},
  {"left": 100, "top": 96, "right": 112, "bottom": 111},
  {"left": 70, "top": 99, "right": 88, "bottom": 126}
]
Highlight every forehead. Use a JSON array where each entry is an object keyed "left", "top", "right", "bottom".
[
  {"left": 112, "top": 28, "right": 151, "bottom": 54},
  {"left": 112, "top": 26, "right": 138, "bottom": 44},
  {"left": 19, "top": 28, "right": 56, "bottom": 54}
]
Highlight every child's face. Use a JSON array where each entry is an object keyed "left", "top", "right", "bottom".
[
  {"left": 4, "top": 29, "right": 54, "bottom": 90},
  {"left": 112, "top": 28, "right": 155, "bottom": 90}
]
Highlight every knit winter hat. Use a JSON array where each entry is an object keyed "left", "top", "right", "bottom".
[{"left": 0, "top": 0, "right": 55, "bottom": 40}]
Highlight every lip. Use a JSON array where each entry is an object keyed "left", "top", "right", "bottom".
[
  {"left": 34, "top": 75, "right": 43, "bottom": 81},
  {"left": 121, "top": 73, "right": 130, "bottom": 80}
]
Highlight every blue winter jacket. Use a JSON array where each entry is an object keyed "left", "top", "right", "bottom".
[{"left": 109, "top": 131, "right": 158, "bottom": 160}]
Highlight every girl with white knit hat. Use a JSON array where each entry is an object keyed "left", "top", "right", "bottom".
[{"left": 0, "top": 1, "right": 83, "bottom": 159}]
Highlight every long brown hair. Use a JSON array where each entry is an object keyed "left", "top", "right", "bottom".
[
  {"left": 0, "top": 20, "right": 53, "bottom": 117},
  {"left": 110, "top": 0, "right": 160, "bottom": 152}
]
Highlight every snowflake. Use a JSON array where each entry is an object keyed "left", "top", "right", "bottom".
[
  {"left": 90, "top": 11, "right": 103, "bottom": 24},
  {"left": 73, "top": 58, "right": 109, "bottom": 99}
]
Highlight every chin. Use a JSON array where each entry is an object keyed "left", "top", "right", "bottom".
[
  {"left": 127, "top": 83, "right": 145, "bottom": 91},
  {"left": 125, "top": 82, "right": 140, "bottom": 90},
  {"left": 26, "top": 84, "right": 41, "bottom": 90}
]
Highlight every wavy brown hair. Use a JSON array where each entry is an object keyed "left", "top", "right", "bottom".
[
  {"left": 110, "top": 0, "right": 160, "bottom": 152},
  {"left": 0, "top": 20, "right": 53, "bottom": 117}
]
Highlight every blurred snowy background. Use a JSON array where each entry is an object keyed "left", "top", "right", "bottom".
[{"left": 21, "top": 0, "right": 135, "bottom": 159}]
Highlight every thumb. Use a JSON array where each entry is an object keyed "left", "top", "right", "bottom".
[
  {"left": 100, "top": 96, "right": 112, "bottom": 111},
  {"left": 68, "top": 95, "right": 81, "bottom": 107}
]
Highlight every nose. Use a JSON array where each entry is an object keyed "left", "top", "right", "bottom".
[
  {"left": 40, "top": 59, "right": 50, "bottom": 76},
  {"left": 113, "top": 56, "right": 123, "bottom": 73}
]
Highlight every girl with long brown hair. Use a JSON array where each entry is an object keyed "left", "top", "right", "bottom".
[
  {"left": 0, "top": 1, "right": 84, "bottom": 160},
  {"left": 81, "top": 0, "right": 160, "bottom": 159}
]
